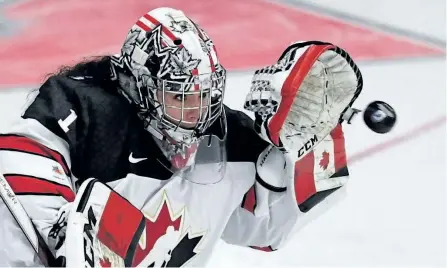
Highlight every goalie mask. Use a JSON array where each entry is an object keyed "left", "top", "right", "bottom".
[{"left": 111, "top": 7, "right": 226, "bottom": 148}]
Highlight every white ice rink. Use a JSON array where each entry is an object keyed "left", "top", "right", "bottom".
[{"left": 0, "top": 0, "right": 445, "bottom": 267}]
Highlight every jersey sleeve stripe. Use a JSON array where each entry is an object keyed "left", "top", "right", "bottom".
[
  {"left": 0, "top": 134, "right": 70, "bottom": 176},
  {"left": 4, "top": 174, "right": 75, "bottom": 202},
  {"left": 0, "top": 150, "right": 72, "bottom": 188}
]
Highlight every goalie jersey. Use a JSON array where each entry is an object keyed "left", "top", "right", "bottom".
[{"left": 0, "top": 73, "right": 350, "bottom": 267}]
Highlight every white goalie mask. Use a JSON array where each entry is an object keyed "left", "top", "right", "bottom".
[{"left": 111, "top": 7, "right": 226, "bottom": 148}]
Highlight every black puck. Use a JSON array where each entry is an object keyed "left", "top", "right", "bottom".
[{"left": 363, "top": 101, "right": 397, "bottom": 134}]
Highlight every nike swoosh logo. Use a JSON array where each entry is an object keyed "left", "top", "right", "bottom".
[{"left": 129, "top": 153, "right": 147, "bottom": 164}]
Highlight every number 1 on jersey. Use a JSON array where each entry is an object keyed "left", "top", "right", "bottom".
[{"left": 58, "top": 109, "right": 77, "bottom": 133}]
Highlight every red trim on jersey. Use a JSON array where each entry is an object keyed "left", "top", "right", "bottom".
[
  {"left": 267, "top": 45, "right": 335, "bottom": 146},
  {"left": 330, "top": 124, "right": 347, "bottom": 171},
  {"left": 0, "top": 135, "right": 70, "bottom": 175},
  {"left": 242, "top": 185, "right": 257, "bottom": 213},
  {"left": 97, "top": 191, "right": 144, "bottom": 259},
  {"left": 4, "top": 174, "right": 75, "bottom": 202},
  {"left": 294, "top": 151, "right": 316, "bottom": 205}
]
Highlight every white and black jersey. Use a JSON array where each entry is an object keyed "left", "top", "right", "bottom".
[{"left": 0, "top": 73, "right": 349, "bottom": 267}]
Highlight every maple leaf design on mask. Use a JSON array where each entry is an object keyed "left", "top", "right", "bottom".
[
  {"left": 169, "top": 47, "right": 201, "bottom": 76},
  {"left": 169, "top": 20, "right": 194, "bottom": 33}
]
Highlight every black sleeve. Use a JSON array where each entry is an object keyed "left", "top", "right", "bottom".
[
  {"left": 22, "top": 76, "right": 94, "bottom": 146},
  {"left": 223, "top": 105, "right": 270, "bottom": 163},
  {"left": 22, "top": 76, "right": 134, "bottom": 182}
]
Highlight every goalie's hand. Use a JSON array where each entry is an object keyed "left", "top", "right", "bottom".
[{"left": 244, "top": 41, "right": 363, "bottom": 157}]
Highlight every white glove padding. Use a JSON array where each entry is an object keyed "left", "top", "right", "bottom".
[
  {"left": 64, "top": 178, "right": 162, "bottom": 268},
  {"left": 244, "top": 41, "right": 363, "bottom": 157}
]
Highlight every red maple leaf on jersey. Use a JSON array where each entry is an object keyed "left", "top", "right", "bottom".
[
  {"left": 131, "top": 201, "right": 182, "bottom": 266},
  {"left": 319, "top": 151, "right": 330, "bottom": 170},
  {"left": 96, "top": 191, "right": 203, "bottom": 268}
]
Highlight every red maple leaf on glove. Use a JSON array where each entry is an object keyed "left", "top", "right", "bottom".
[{"left": 319, "top": 151, "right": 330, "bottom": 170}]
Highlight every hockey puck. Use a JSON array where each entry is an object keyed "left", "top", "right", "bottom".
[{"left": 363, "top": 101, "right": 396, "bottom": 134}]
